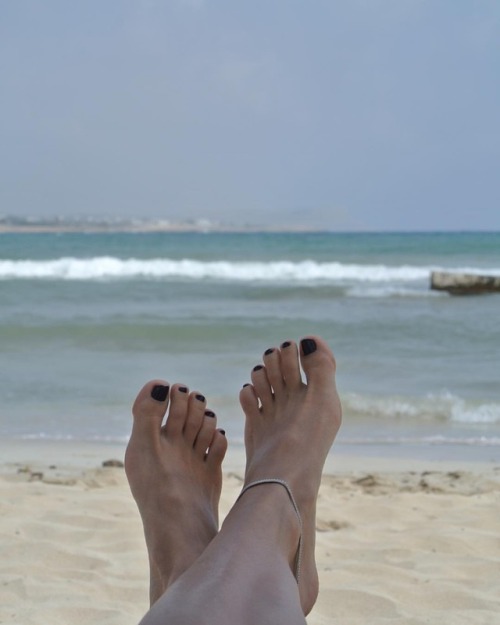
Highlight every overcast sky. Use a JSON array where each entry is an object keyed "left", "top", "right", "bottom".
[{"left": 1, "top": 1, "right": 499, "bottom": 231}]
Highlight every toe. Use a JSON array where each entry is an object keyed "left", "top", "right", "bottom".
[
  {"left": 251, "top": 365, "right": 274, "bottom": 409},
  {"left": 162, "top": 384, "right": 190, "bottom": 437},
  {"left": 131, "top": 380, "right": 170, "bottom": 441},
  {"left": 194, "top": 411, "right": 217, "bottom": 456},
  {"left": 239, "top": 384, "right": 260, "bottom": 418},
  {"left": 263, "top": 347, "right": 285, "bottom": 394},
  {"left": 279, "top": 340, "right": 302, "bottom": 389},
  {"left": 206, "top": 430, "right": 228, "bottom": 468},
  {"left": 183, "top": 392, "right": 207, "bottom": 445},
  {"left": 299, "top": 336, "right": 337, "bottom": 386}
]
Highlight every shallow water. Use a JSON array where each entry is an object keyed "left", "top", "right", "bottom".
[{"left": 1, "top": 231, "right": 499, "bottom": 461}]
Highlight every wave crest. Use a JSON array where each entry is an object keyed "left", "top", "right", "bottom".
[
  {"left": 344, "top": 392, "right": 500, "bottom": 424},
  {"left": 2, "top": 257, "right": 499, "bottom": 283}
]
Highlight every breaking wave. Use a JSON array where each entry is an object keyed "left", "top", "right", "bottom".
[
  {"left": 1, "top": 257, "right": 499, "bottom": 284},
  {"left": 344, "top": 392, "right": 500, "bottom": 424}
]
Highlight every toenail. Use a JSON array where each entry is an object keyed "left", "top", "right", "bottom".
[
  {"left": 205, "top": 410, "right": 215, "bottom": 417},
  {"left": 253, "top": 365, "right": 264, "bottom": 372},
  {"left": 301, "top": 338, "right": 317, "bottom": 355},
  {"left": 219, "top": 429, "right": 226, "bottom": 436},
  {"left": 196, "top": 394, "right": 206, "bottom": 402},
  {"left": 264, "top": 348, "right": 274, "bottom": 356},
  {"left": 281, "top": 341, "right": 291, "bottom": 348},
  {"left": 178, "top": 386, "right": 188, "bottom": 393},
  {"left": 242, "top": 383, "right": 251, "bottom": 388},
  {"left": 151, "top": 385, "right": 169, "bottom": 402}
]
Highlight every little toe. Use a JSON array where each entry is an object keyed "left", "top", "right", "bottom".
[
  {"left": 194, "top": 411, "right": 217, "bottom": 456},
  {"left": 131, "top": 380, "right": 170, "bottom": 440},
  {"left": 183, "top": 392, "right": 207, "bottom": 445},
  {"left": 251, "top": 365, "right": 274, "bottom": 409},
  {"left": 239, "top": 384, "right": 260, "bottom": 418},
  {"left": 205, "top": 430, "right": 228, "bottom": 469},
  {"left": 279, "top": 340, "right": 302, "bottom": 388},
  {"left": 162, "top": 384, "right": 190, "bottom": 438}
]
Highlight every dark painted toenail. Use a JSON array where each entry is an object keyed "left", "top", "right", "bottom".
[
  {"left": 178, "top": 386, "right": 188, "bottom": 393},
  {"left": 242, "top": 383, "right": 251, "bottom": 388},
  {"left": 205, "top": 410, "right": 215, "bottom": 417},
  {"left": 196, "top": 394, "right": 206, "bottom": 402},
  {"left": 301, "top": 338, "right": 317, "bottom": 355},
  {"left": 281, "top": 341, "right": 291, "bottom": 348},
  {"left": 151, "top": 385, "right": 169, "bottom": 402},
  {"left": 253, "top": 365, "right": 264, "bottom": 372},
  {"left": 219, "top": 429, "right": 226, "bottom": 436},
  {"left": 264, "top": 348, "right": 274, "bottom": 356}
]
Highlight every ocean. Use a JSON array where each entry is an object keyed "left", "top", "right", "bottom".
[{"left": 1, "top": 230, "right": 499, "bottom": 462}]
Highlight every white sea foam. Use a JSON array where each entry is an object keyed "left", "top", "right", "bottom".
[
  {"left": 17, "top": 431, "right": 500, "bottom": 446},
  {"left": 2, "top": 257, "right": 499, "bottom": 283},
  {"left": 450, "top": 401, "right": 500, "bottom": 424},
  {"left": 345, "top": 392, "right": 500, "bottom": 424},
  {"left": 347, "top": 286, "right": 435, "bottom": 298},
  {"left": 339, "top": 435, "right": 500, "bottom": 446}
]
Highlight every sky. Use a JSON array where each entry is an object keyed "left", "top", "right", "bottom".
[{"left": 1, "top": 1, "right": 499, "bottom": 231}]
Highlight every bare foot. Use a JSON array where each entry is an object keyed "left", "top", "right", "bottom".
[
  {"left": 125, "top": 381, "right": 227, "bottom": 605},
  {"left": 239, "top": 336, "right": 342, "bottom": 615}
]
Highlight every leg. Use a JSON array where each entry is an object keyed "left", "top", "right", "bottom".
[
  {"left": 125, "top": 381, "right": 227, "bottom": 605},
  {"left": 139, "top": 336, "right": 341, "bottom": 624},
  {"left": 241, "top": 336, "right": 342, "bottom": 613}
]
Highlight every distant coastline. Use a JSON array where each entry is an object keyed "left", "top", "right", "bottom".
[
  {"left": 0, "top": 216, "right": 318, "bottom": 234},
  {"left": 1, "top": 217, "right": 498, "bottom": 235}
]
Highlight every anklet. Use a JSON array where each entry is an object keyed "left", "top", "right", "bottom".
[{"left": 237, "top": 479, "right": 303, "bottom": 584}]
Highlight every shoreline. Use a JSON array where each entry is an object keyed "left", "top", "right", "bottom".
[{"left": 1, "top": 437, "right": 497, "bottom": 477}]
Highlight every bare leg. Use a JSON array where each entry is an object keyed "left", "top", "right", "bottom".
[
  {"left": 125, "top": 381, "right": 227, "bottom": 604},
  {"left": 139, "top": 336, "right": 341, "bottom": 625}
]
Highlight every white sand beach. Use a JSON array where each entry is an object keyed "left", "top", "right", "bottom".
[{"left": 1, "top": 441, "right": 499, "bottom": 625}]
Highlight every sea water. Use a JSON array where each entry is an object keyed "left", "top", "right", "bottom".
[{"left": 1, "top": 231, "right": 499, "bottom": 462}]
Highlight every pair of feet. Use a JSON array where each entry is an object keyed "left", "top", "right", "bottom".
[{"left": 125, "top": 336, "right": 342, "bottom": 615}]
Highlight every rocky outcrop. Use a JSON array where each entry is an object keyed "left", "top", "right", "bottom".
[{"left": 430, "top": 271, "right": 500, "bottom": 295}]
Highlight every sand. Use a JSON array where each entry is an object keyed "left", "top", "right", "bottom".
[{"left": 1, "top": 441, "right": 499, "bottom": 625}]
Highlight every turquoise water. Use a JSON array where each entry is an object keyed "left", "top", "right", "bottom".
[{"left": 1, "top": 231, "right": 499, "bottom": 461}]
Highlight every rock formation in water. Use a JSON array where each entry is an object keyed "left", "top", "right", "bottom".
[{"left": 430, "top": 271, "right": 500, "bottom": 295}]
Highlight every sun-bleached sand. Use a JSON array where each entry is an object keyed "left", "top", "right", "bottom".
[{"left": 1, "top": 441, "right": 499, "bottom": 625}]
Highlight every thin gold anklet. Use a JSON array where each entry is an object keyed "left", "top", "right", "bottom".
[{"left": 237, "top": 479, "right": 303, "bottom": 584}]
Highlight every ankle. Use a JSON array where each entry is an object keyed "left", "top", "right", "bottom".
[{"left": 234, "top": 483, "right": 302, "bottom": 570}]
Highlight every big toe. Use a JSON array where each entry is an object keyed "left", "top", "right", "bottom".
[
  {"left": 131, "top": 380, "right": 170, "bottom": 441},
  {"left": 299, "top": 336, "right": 337, "bottom": 386}
]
